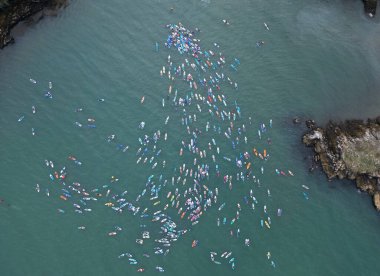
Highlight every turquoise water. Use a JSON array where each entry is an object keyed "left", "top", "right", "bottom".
[{"left": 1, "top": 0, "right": 380, "bottom": 275}]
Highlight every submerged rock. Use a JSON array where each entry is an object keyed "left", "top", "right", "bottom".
[
  {"left": 293, "top": 117, "right": 301, "bottom": 125},
  {"left": 0, "top": 0, "right": 69, "bottom": 49},
  {"left": 303, "top": 116, "right": 380, "bottom": 211}
]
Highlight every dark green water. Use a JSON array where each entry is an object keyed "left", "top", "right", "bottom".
[{"left": 1, "top": 0, "right": 380, "bottom": 275}]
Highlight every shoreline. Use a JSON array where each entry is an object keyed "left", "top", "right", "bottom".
[
  {"left": 0, "top": 0, "right": 69, "bottom": 49},
  {"left": 303, "top": 117, "right": 380, "bottom": 211}
]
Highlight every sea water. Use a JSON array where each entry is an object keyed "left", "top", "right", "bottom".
[{"left": 0, "top": 0, "right": 380, "bottom": 275}]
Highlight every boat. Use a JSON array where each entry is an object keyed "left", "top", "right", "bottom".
[
  {"left": 29, "top": 78, "right": 37, "bottom": 84},
  {"left": 141, "top": 96, "right": 145, "bottom": 104},
  {"left": 18, "top": 116, "right": 24, "bottom": 122},
  {"left": 302, "top": 185, "right": 310, "bottom": 190}
]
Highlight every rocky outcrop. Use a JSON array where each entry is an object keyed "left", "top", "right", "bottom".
[
  {"left": 363, "top": 0, "right": 377, "bottom": 17},
  {"left": 303, "top": 116, "right": 380, "bottom": 211},
  {"left": 0, "top": 0, "right": 69, "bottom": 49}
]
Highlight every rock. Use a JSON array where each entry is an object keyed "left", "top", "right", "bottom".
[
  {"left": 373, "top": 192, "right": 380, "bottom": 211},
  {"left": 356, "top": 175, "right": 377, "bottom": 194},
  {"left": 0, "top": 0, "right": 69, "bottom": 49},
  {"left": 303, "top": 116, "right": 380, "bottom": 212},
  {"left": 305, "top": 119, "right": 316, "bottom": 129},
  {"left": 293, "top": 117, "right": 301, "bottom": 124},
  {"left": 363, "top": 0, "right": 377, "bottom": 17}
]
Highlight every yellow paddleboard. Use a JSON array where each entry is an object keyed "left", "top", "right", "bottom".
[{"left": 265, "top": 221, "right": 271, "bottom": 229}]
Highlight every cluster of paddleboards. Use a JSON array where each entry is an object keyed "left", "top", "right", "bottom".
[{"left": 23, "top": 22, "right": 313, "bottom": 273}]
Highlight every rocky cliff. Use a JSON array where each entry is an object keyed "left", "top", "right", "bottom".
[
  {"left": 303, "top": 117, "right": 380, "bottom": 211},
  {"left": 0, "top": 0, "right": 69, "bottom": 49}
]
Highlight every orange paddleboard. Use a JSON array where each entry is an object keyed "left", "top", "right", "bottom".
[{"left": 60, "top": 195, "right": 67, "bottom": 201}]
